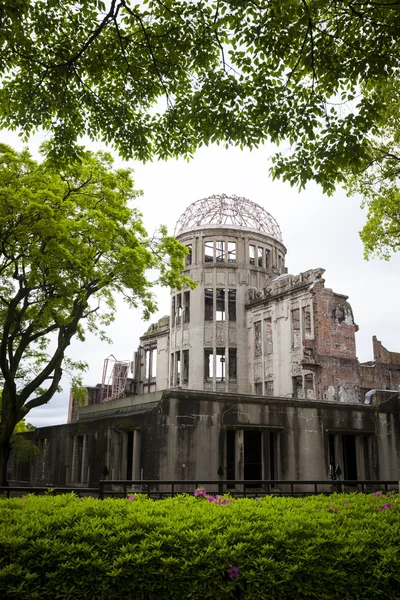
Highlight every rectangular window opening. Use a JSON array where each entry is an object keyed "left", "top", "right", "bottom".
[
  {"left": 265, "top": 380, "right": 273, "bottom": 396},
  {"left": 228, "top": 348, "right": 237, "bottom": 380},
  {"left": 291, "top": 308, "right": 300, "bottom": 348},
  {"left": 293, "top": 375, "right": 303, "bottom": 398},
  {"left": 249, "top": 244, "right": 256, "bottom": 266},
  {"left": 255, "top": 382, "right": 263, "bottom": 395},
  {"left": 258, "top": 247, "right": 263, "bottom": 267},
  {"left": 228, "top": 241, "right": 236, "bottom": 263},
  {"left": 204, "top": 289, "right": 213, "bottom": 321},
  {"left": 176, "top": 351, "right": 181, "bottom": 385},
  {"left": 205, "top": 240, "right": 214, "bottom": 262},
  {"left": 244, "top": 430, "right": 262, "bottom": 483},
  {"left": 342, "top": 435, "right": 357, "bottom": 480},
  {"left": 226, "top": 430, "right": 236, "bottom": 485},
  {"left": 216, "top": 348, "right": 225, "bottom": 381},
  {"left": 265, "top": 248, "right": 270, "bottom": 269},
  {"left": 216, "top": 240, "right": 225, "bottom": 263},
  {"left": 216, "top": 288, "right": 225, "bottom": 321},
  {"left": 204, "top": 348, "right": 213, "bottom": 380},
  {"left": 184, "top": 291, "right": 190, "bottom": 323},
  {"left": 183, "top": 349, "right": 189, "bottom": 383},
  {"left": 185, "top": 244, "right": 192, "bottom": 266},
  {"left": 151, "top": 348, "right": 157, "bottom": 379},
  {"left": 228, "top": 289, "right": 236, "bottom": 321}
]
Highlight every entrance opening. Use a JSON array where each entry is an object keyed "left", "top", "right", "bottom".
[
  {"left": 342, "top": 435, "right": 357, "bottom": 480},
  {"left": 244, "top": 430, "right": 262, "bottom": 481},
  {"left": 126, "top": 431, "right": 134, "bottom": 479}
]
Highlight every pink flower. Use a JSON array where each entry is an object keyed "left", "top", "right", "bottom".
[
  {"left": 228, "top": 567, "right": 240, "bottom": 580},
  {"left": 343, "top": 501, "right": 349, "bottom": 506},
  {"left": 127, "top": 495, "right": 135, "bottom": 501}
]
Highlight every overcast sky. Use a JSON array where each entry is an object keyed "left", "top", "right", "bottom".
[{"left": 2, "top": 130, "right": 400, "bottom": 427}]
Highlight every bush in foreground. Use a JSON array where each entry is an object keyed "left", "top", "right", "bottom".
[{"left": 0, "top": 491, "right": 399, "bottom": 599}]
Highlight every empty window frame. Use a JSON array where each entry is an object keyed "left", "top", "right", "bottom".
[
  {"left": 184, "top": 291, "right": 190, "bottom": 323},
  {"left": 249, "top": 244, "right": 256, "bottom": 266},
  {"left": 293, "top": 375, "right": 303, "bottom": 398},
  {"left": 227, "top": 242, "right": 236, "bottom": 263},
  {"left": 228, "top": 289, "right": 236, "bottom": 321},
  {"left": 205, "top": 240, "right": 214, "bottom": 262},
  {"left": 185, "top": 244, "right": 192, "bottom": 266},
  {"left": 265, "top": 248, "right": 270, "bottom": 269},
  {"left": 204, "top": 289, "right": 213, "bottom": 321},
  {"left": 263, "top": 318, "right": 273, "bottom": 354},
  {"left": 204, "top": 348, "right": 214, "bottom": 380},
  {"left": 302, "top": 305, "right": 312, "bottom": 338},
  {"left": 216, "top": 347, "right": 226, "bottom": 381},
  {"left": 291, "top": 308, "right": 301, "bottom": 348},
  {"left": 183, "top": 349, "right": 189, "bottom": 383},
  {"left": 176, "top": 351, "right": 181, "bottom": 385},
  {"left": 145, "top": 348, "right": 157, "bottom": 380},
  {"left": 216, "top": 288, "right": 225, "bottom": 321},
  {"left": 216, "top": 240, "right": 225, "bottom": 263},
  {"left": 229, "top": 348, "right": 237, "bottom": 380},
  {"left": 258, "top": 247, "right": 263, "bottom": 267},
  {"left": 304, "top": 373, "right": 313, "bottom": 396},
  {"left": 170, "top": 353, "right": 174, "bottom": 385},
  {"left": 255, "top": 382, "right": 263, "bottom": 395},
  {"left": 254, "top": 321, "right": 262, "bottom": 357},
  {"left": 265, "top": 380, "right": 274, "bottom": 395},
  {"left": 175, "top": 293, "right": 182, "bottom": 326}
]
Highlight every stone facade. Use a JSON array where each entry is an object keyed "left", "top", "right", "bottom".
[{"left": 8, "top": 195, "right": 400, "bottom": 487}]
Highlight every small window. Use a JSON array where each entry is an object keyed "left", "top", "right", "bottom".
[
  {"left": 216, "top": 288, "right": 225, "bottom": 321},
  {"left": 176, "top": 351, "right": 181, "bottom": 385},
  {"left": 228, "top": 242, "right": 236, "bottom": 263},
  {"left": 184, "top": 291, "right": 190, "bottom": 323},
  {"left": 151, "top": 348, "right": 157, "bottom": 378},
  {"left": 185, "top": 244, "right": 192, "bottom": 266},
  {"left": 291, "top": 309, "right": 300, "bottom": 348},
  {"left": 265, "top": 380, "right": 274, "bottom": 395},
  {"left": 255, "top": 382, "right": 263, "bottom": 395},
  {"left": 293, "top": 376, "right": 303, "bottom": 398},
  {"left": 258, "top": 247, "right": 263, "bottom": 267},
  {"left": 204, "top": 348, "right": 213, "bottom": 380},
  {"left": 205, "top": 289, "right": 213, "bottom": 321},
  {"left": 305, "top": 373, "right": 313, "bottom": 397},
  {"left": 216, "top": 348, "right": 225, "bottom": 381},
  {"left": 183, "top": 349, "right": 189, "bottom": 383},
  {"left": 216, "top": 240, "right": 225, "bottom": 263},
  {"left": 254, "top": 321, "right": 262, "bottom": 357},
  {"left": 145, "top": 349, "right": 151, "bottom": 379},
  {"left": 229, "top": 348, "right": 237, "bottom": 380},
  {"left": 176, "top": 294, "right": 182, "bottom": 326},
  {"left": 265, "top": 248, "right": 270, "bottom": 269},
  {"left": 249, "top": 244, "right": 256, "bottom": 266},
  {"left": 228, "top": 289, "right": 236, "bottom": 321},
  {"left": 205, "top": 240, "right": 214, "bottom": 262}
]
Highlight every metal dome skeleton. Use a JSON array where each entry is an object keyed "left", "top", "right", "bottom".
[{"left": 174, "top": 194, "right": 283, "bottom": 241}]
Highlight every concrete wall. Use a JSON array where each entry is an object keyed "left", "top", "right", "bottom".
[{"left": 10, "top": 390, "right": 399, "bottom": 489}]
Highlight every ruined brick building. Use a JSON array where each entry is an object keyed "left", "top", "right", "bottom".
[{"left": 10, "top": 195, "right": 400, "bottom": 488}]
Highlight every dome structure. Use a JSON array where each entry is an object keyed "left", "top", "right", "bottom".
[{"left": 174, "top": 194, "right": 283, "bottom": 241}]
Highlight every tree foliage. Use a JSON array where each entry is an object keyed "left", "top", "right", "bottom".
[
  {"left": 1, "top": 1, "right": 400, "bottom": 256},
  {"left": 0, "top": 143, "right": 191, "bottom": 483}
]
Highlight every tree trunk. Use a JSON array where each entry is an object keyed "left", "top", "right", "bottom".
[{"left": 0, "top": 437, "right": 11, "bottom": 487}]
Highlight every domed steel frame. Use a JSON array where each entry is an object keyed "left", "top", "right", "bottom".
[{"left": 174, "top": 194, "right": 283, "bottom": 241}]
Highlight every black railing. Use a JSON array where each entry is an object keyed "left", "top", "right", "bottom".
[
  {"left": 1, "top": 480, "right": 398, "bottom": 500},
  {"left": 97, "top": 479, "right": 399, "bottom": 500}
]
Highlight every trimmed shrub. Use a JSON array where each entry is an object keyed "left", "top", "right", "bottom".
[{"left": 0, "top": 491, "right": 399, "bottom": 599}]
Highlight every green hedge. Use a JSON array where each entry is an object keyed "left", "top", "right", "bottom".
[{"left": 0, "top": 491, "right": 399, "bottom": 599}]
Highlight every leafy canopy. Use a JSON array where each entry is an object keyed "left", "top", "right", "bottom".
[
  {"left": 0, "top": 143, "right": 191, "bottom": 437},
  {"left": 1, "top": 1, "right": 400, "bottom": 256}
]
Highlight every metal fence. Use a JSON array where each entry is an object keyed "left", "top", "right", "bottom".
[{"left": 1, "top": 479, "right": 398, "bottom": 499}]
